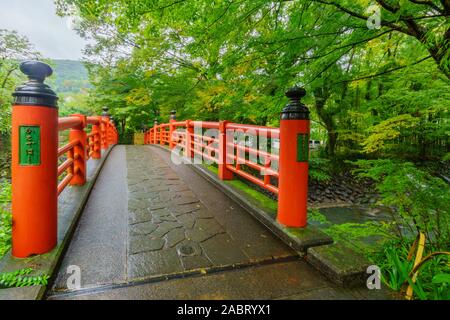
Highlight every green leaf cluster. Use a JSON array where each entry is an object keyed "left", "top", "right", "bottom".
[
  {"left": 0, "top": 268, "right": 49, "bottom": 288},
  {"left": 0, "top": 179, "right": 11, "bottom": 257}
]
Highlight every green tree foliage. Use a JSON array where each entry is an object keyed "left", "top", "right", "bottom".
[
  {"left": 55, "top": 0, "right": 449, "bottom": 159},
  {"left": 0, "top": 29, "right": 40, "bottom": 134},
  {"left": 47, "top": 59, "right": 90, "bottom": 93},
  {"left": 353, "top": 159, "right": 449, "bottom": 248},
  {"left": 0, "top": 179, "right": 11, "bottom": 257}
]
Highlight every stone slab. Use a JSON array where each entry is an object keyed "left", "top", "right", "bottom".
[{"left": 306, "top": 242, "right": 372, "bottom": 287}]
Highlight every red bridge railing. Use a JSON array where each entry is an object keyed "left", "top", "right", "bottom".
[
  {"left": 144, "top": 87, "right": 310, "bottom": 230},
  {"left": 57, "top": 114, "right": 118, "bottom": 195},
  {"left": 145, "top": 120, "right": 280, "bottom": 194},
  {"left": 11, "top": 61, "right": 119, "bottom": 258}
]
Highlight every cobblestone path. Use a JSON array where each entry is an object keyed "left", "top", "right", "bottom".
[{"left": 126, "top": 146, "right": 294, "bottom": 278}]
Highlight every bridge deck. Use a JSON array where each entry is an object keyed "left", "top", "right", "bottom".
[{"left": 47, "top": 145, "right": 387, "bottom": 299}]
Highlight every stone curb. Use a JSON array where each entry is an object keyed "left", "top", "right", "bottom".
[
  {"left": 306, "top": 243, "right": 372, "bottom": 287},
  {"left": 0, "top": 146, "right": 115, "bottom": 300}
]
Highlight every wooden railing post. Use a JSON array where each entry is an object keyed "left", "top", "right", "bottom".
[
  {"left": 219, "top": 120, "right": 233, "bottom": 180},
  {"left": 277, "top": 87, "right": 310, "bottom": 228},
  {"left": 185, "top": 120, "right": 194, "bottom": 161},
  {"left": 68, "top": 114, "right": 87, "bottom": 186},
  {"left": 105, "top": 118, "right": 110, "bottom": 147},
  {"left": 100, "top": 120, "right": 107, "bottom": 149},
  {"left": 91, "top": 117, "right": 101, "bottom": 159},
  {"left": 111, "top": 125, "right": 117, "bottom": 145},
  {"left": 11, "top": 61, "right": 58, "bottom": 258},
  {"left": 107, "top": 124, "right": 112, "bottom": 145},
  {"left": 101, "top": 106, "right": 111, "bottom": 149},
  {"left": 109, "top": 119, "right": 117, "bottom": 145},
  {"left": 153, "top": 119, "right": 158, "bottom": 144},
  {"left": 159, "top": 125, "right": 164, "bottom": 146},
  {"left": 169, "top": 110, "right": 176, "bottom": 149}
]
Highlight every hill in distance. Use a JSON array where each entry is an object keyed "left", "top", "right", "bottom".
[{"left": 47, "top": 59, "right": 90, "bottom": 94}]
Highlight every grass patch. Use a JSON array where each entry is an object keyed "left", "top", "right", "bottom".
[
  {"left": 0, "top": 180, "right": 11, "bottom": 258},
  {"left": 203, "top": 164, "right": 278, "bottom": 214},
  {"left": 308, "top": 208, "right": 395, "bottom": 254}
]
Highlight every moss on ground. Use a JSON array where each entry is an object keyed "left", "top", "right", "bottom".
[
  {"left": 204, "top": 164, "right": 278, "bottom": 215},
  {"left": 202, "top": 164, "right": 389, "bottom": 255}
]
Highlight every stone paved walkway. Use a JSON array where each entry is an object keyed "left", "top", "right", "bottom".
[
  {"left": 48, "top": 145, "right": 390, "bottom": 300},
  {"left": 126, "top": 146, "right": 294, "bottom": 279}
]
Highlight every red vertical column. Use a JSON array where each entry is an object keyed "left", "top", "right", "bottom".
[
  {"left": 277, "top": 87, "right": 310, "bottom": 228},
  {"left": 159, "top": 124, "right": 164, "bottom": 146},
  {"left": 100, "top": 119, "right": 107, "bottom": 150},
  {"left": 101, "top": 106, "right": 110, "bottom": 149},
  {"left": 169, "top": 110, "right": 176, "bottom": 149},
  {"left": 218, "top": 120, "right": 233, "bottom": 180},
  {"left": 68, "top": 114, "right": 87, "bottom": 185},
  {"left": 185, "top": 120, "right": 194, "bottom": 161},
  {"left": 104, "top": 118, "right": 110, "bottom": 147},
  {"left": 153, "top": 119, "right": 158, "bottom": 144},
  {"left": 91, "top": 118, "right": 101, "bottom": 159},
  {"left": 11, "top": 61, "right": 59, "bottom": 258}
]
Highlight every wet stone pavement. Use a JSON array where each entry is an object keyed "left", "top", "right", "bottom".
[
  {"left": 48, "top": 145, "right": 392, "bottom": 299},
  {"left": 125, "top": 146, "right": 294, "bottom": 279}
]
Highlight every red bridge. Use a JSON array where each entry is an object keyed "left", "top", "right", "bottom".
[{"left": 0, "top": 61, "right": 391, "bottom": 300}]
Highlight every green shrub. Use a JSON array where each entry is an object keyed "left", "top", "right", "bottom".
[
  {"left": 309, "top": 157, "right": 332, "bottom": 182},
  {"left": 352, "top": 160, "right": 450, "bottom": 300},
  {"left": 0, "top": 180, "right": 11, "bottom": 257},
  {"left": 372, "top": 239, "right": 449, "bottom": 300},
  {"left": 352, "top": 159, "right": 450, "bottom": 249},
  {"left": 0, "top": 268, "right": 49, "bottom": 288}
]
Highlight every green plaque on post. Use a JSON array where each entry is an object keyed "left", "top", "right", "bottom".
[
  {"left": 297, "top": 133, "right": 309, "bottom": 162},
  {"left": 19, "top": 126, "right": 41, "bottom": 165}
]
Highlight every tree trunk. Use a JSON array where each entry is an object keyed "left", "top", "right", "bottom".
[
  {"left": 326, "top": 130, "right": 338, "bottom": 157},
  {"left": 1, "top": 67, "right": 17, "bottom": 89},
  {"left": 313, "top": 87, "right": 336, "bottom": 157}
]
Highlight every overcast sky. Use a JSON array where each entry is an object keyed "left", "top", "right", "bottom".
[{"left": 0, "top": 0, "right": 88, "bottom": 60}]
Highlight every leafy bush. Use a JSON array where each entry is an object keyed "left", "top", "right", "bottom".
[
  {"left": 352, "top": 160, "right": 449, "bottom": 300},
  {"left": 309, "top": 157, "right": 332, "bottom": 182},
  {"left": 308, "top": 208, "right": 395, "bottom": 254},
  {"left": 361, "top": 114, "right": 419, "bottom": 154},
  {"left": 0, "top": 268, "right": 49, "bottom": 288},
  {"left": 352, "top": 159, "right": 450, "bottom": 249},
  {"left": 0, "top": 180, "right": 11, "bottom": 257},
  {"left": 372, "top": 239, "right": 449, "bottom": 300}
]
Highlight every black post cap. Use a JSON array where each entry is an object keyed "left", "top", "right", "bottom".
[
  {"left": 13, "top": 61, "right": 58, "bottom": 108},
  {"left": 280, "top": 86, "right": 309, "bottom": 120},
  {"left": 21, "top": 61, "right": 53, "bottom": 82},
  {"left": 102, "top": 106, "right": 110, "bottom": 117}
]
